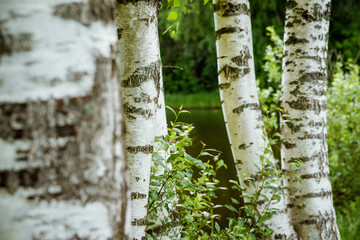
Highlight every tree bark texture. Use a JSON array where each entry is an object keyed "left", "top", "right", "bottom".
[
  {"left": 280, "top": 0, "right": 340, "bottom": 239},
  {"left": 213, "top": 1, "right": 298, "bottom": 238},
  {"left": 0, "top": 0, "right": 130, "bottom": 239},
  {"left": 213, "top": 0, "right": 263, "bottom": 194},
  {"left": 116, "top": 1, "right": 162, "bottom": 239}
]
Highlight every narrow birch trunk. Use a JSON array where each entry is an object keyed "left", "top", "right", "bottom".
[
  {"left": 280, "top": 1, "right": 340, "bottom": 239},
  {"left": 213, "top": 1, "right": 297, "bottom": 238},
  {"left": 116, "top": 1, "right": 162, "bottom": 239},
  {"left": 0, "top": 0, "right": 130, "bottom": 239}
]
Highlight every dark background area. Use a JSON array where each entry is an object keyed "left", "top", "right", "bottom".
[{"left": 159, "top": 0, "right": 360, "bottom": 94}]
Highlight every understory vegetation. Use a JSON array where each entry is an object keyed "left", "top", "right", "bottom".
[
  {"left": 146, "top": 108, "right": 301, "bottom": 239},
  {"left": 158, "top": 27, "right": 360, "bottom": 239}
]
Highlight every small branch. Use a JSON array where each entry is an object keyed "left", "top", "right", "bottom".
[
  {"left": 163, "top": 65, "right": 184, "bottom": 71},
  {"left": 148, "top": 172, "right": 175, "bottom": 211}
]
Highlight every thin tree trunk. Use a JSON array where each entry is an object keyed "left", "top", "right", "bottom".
[
  {"left": 280, "top": 1, "right": 340, "bottom": 239},
  {"left": 116, "top": 1, "right": 162, "bottom": 239},
  {"left": 0, "top": 0, "right": 130, "bottom": 239},
  {"left": 213, "top": 1, "right": 297, "bottom": 238}
]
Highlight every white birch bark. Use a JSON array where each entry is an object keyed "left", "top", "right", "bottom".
[
  {"left": 213, "top": 1, "right": 297, "bottom": 238},
  {"left": 116, "top": 1, "right": 162, "bottom": 239},
  {"left": 280, "top": 0, "right": 340, "bottom": 239},
  {"left": 0, "top": 0, "right": 130, "bottom": 239}
]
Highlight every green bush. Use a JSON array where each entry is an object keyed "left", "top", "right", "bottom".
[
  {"left": 146, "top": 108, "right": 299, "bottom": 239},
  {"left": 327, "top": 61, "right": 360, "bottom": 207}
]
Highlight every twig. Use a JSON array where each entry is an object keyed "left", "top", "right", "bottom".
[{"left": 163, "top": 65, "right": 184, "bottom": 71}]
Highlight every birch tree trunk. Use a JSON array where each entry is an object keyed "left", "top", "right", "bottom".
[
  {"left": 0, "top": 0, "right": 130, "bottom": 239},
  {"left": 116, "top": 1, "right": 162, "bottom": 239},
  {"left": 213, "top": 1, "right": 298, "bottom": 238},
  {"left": 280, "top": 1, "right": 340, "bottom": 239}
]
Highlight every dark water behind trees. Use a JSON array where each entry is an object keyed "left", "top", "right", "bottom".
[{"left": 166, "top": 108, "right": 241, "bottom": 228}]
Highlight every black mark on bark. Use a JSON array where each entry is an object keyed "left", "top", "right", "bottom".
[
  {"left": 127, "top": 145, "right": 153, "bottom": 154},
  {"left": 117, "top": 28, "right": 123, "bottom": 40},
  {"left": 56, "top": 125, "right": 76, "bottom": 137},
  {"left": 289, "top": 151, "right": 326, "bottom": 173},
  {"left": 0, "top": 168, "right": 40, "bottom": 193},
  {"left": 286, "top": 97, "right": 326, "bottom": 114},
  {"left": 216, "top": 27, "right": 244, "bottom": 40},
  {"left": 123, "top": 102, "right": 153, "bottom": 119},
  {"left": 122, "top": 60, "right": 161, "bottom": 96},
  {"left": 131, "top": 217, "right": 147, "bottom": 226},
  {"left": 0, "top": 31, "right": 33, "bottom": 56},
  {"left": 53, "top": 0, "right": 116, "bottom": 25},
  {"left": 296, "top": 189, "right": 332, "bottom": 199},
  {"left": 301, "top": 3, "right": 331, "bottom": 22},
  {"left": 298, "top": 132, "right": 323, "bottom": 140},
  {"left": 213, "top": 2, "right": 250, "bottom": 17},
  {"left": 286, "top": 0, "right": 297, "bottom": 9},
  {"left": 0, "top": 103, "right": 29, "bottom": 140},
  {"left": 231, "top": 46, "right": 251, "bottom": 67},
  {"left": 285, "top": 36, "right": 309, "bottom": 45},
  {"left": 233, "top": 103, "right": 260, "bottom": 114},
  {"left": 218, "top": 64, "right": 250, "bottom": 79},
  {"left": 285, "top": 121, "right": 303, "bottom": 133},
  {"left": 238, "top": 142, "right": 253, "bottom": 150},
  {"left": 296, "top": 71, "right": 326, "bottom": 85},
  {"left": 131, "top": 192, "right": 147, "bottom": 200},
  {"left": 117, "top": 0, "right": 161, "bottom": 12},
  {"left": 219, "top": 83, "right": 231, "bottom": 90},
  {"left": 283, "top": 141, "right": 296, "bottom": 149},
  {"left": 300, "top": 172, "right": 330, "bottom": 180}
]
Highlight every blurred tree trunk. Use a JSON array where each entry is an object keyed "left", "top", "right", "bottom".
[
  {"left": 213, "top": 0, "right": 297, "bottom": 238},
  {"left": 0, "top": 0, "right": 130, "bottom": 239},
  {"left": 116, "top": 1, "right": 165, "bottom": 239},
  {"left": 280, "top": 0, "right": 340, "bottom": 239}
]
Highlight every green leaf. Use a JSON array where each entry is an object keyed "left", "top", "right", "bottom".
[
  {"left": 224, "top": 204, "right": 238, "bottom": 213},
  {"left": 229, "top": 218, "right": 236, "bottom": 229},
  {"left": 259, "top": 214, "right": 271, "bottom": 224},
  {"left": 167, "top": 153, "right": 180, "bottom": 163},
  {"left": 204, "top": 0, "right": 210, "bottom": 5},
  {"left": 216, "top": 159, "right": 225, "bottom": 170},
  {"left": 231, "top": 198, "right": 239, "bottom": 204},
  {"left": 173, "top": 0, "right": 181, "bottom": 7},
  {"left": 199, "top": 152, "right": 214, "bottom": 157},
  {"left": 264, "top": 185, "right": 280, "bottom": 192},
  {"left": 165, "top": 106, "right": 177, "bottom": 116},
  {"left": 215, "top": 222, "right": 221, "bottom": 233},
  {"left": 167, "top": 11, "right": 178, "bottom": 20},
  {"left": 152, "top": 152, "right": 165, "bottom": 162}
]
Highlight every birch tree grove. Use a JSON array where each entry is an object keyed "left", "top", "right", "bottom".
[
  {"left": 0, "top": 0, "right": 130, "bottom": 239},
  {"left": 280, "top": 0, "right": 340, "bottom": 239},
  {"left": 213, "top": 1, "right": 298, "bottom": 238},
  {"left": 116, "top": 1, "right": 163, "bottom": 239}
]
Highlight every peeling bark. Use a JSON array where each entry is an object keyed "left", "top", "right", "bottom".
[
  {"left": 280, "top": 1, "right": 340, "bottom": 239},
  {"left": 0, "top": 0, "right": 130, "bottom": 239}
]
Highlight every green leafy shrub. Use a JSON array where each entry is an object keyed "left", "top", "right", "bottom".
[
  {"left": 146, "top": 108, "right": 299, "bottom": 239},
  {"left": 327, "top": 61, "right": 360, "bottom": 207}
]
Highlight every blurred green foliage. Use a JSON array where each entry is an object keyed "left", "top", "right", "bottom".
[
  {"left": 329, "top": 0, "right": 360, "bottom": 64},
  {"left": 159, "top": 0, "right": 360, "bottom": 94},
  {"left": 159, "top": 1, "right": 217, "bottom": 93},
  {"left": 327, "top": 61, "right": 360, "bottom": 206},
  {"left": 327, "top": 61, "right": 360, "bottom": 239}
]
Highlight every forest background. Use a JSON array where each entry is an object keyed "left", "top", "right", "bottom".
[{"left": 159, "top": 0, "right": 360, "bottom": 239}]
